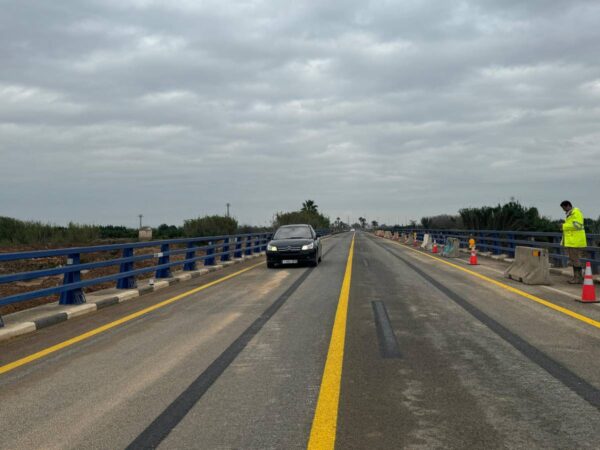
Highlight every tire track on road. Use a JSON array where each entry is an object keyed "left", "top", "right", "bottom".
[{"left": 371, "top": 238, "right": 600, "bottom": 411}]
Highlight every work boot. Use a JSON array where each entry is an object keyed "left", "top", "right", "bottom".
[{"left": 568, "top": 267, "right": 583, "bottom": 284}]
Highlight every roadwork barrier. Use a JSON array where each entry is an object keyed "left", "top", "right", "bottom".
[
  {"left": 420, "top": 234, "right": 431, "bottom": 250},
  {"left": 384, "top": 231, "right": 392, "bottom": 239},
  {"left": 442, "top": 238, "right": 460, "bottom": 258},
  {"left": 504, "top": 246, "right": 551, "bottom": 285}
]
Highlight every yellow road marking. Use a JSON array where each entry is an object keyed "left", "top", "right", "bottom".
[
  {"left": 308, "top": 234, "right": 355, "bottom": 450},
  {"left": 0, "top": 261, "right": 265, "bottom": 376},
  {"left": 384, "top": 238, "right": 600, "bottom": 330}
]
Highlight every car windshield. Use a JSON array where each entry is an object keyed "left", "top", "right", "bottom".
[{"left": 274, "top": 226, "right": 312, "bottom": 239}]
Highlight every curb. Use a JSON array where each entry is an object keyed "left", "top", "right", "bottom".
[{"left": 0, "top": 253, "right": 265, "bottom": 343}]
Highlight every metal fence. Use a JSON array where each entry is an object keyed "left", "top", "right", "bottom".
[
  {"left": 0, "top": 233, "right": 272, "bottom": 327},
  {"left": 389, "top": 228, "right": 600, "bottom": 273}
]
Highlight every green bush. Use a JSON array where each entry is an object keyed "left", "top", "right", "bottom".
[
  {"left": 274, "top": 210, "right": 330, "bottom": 230},
  {"left": 98, "top": 225, "right": 138, "bottom": 239},
  {"left": 0, "top": 216, "right": 102, "bottom": 245},
  {"left": 458, "top": 201, "right": 557, "bottom": 231},
  {"left": 183, "top": 215, "right": 239, "bottom": 237},
  {"left": 154, "top": 224, "right": 184, "bottom": 239}
]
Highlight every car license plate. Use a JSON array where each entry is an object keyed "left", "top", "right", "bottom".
[{"left": 282, "top": 259, "right": 297, "bottom": 264}]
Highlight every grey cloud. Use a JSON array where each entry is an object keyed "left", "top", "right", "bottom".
[{"left": 1, "top": 0, "right": 599, "bottom": 228}]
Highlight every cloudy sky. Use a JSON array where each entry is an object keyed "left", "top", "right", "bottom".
[{"left": 1, "top": 0, "right": 599, "bottom": 227}]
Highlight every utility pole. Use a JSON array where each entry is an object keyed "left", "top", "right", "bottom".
[
  {"left": 226, "top": 203, "right": 230, "bottom": 217},
  {"left": 138, "top": 214, "right": 143, "bottom": 229}
]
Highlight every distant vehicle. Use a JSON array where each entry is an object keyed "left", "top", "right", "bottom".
[
  {"left": 266, "top": 224, "right": 322, "bottom": 268},
  {"left": 350, "top": 228, "right": 355, "bottom": 232}
]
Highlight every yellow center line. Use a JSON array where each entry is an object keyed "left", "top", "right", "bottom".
[
  {"left": 383, "top": 238, "right": 600, "bottom": 330},
  {"left": 0, "top": 261, "right": 265, "bottom": 376},
  {"left": 308, "top": 234, "right": 355, "bottom": 450}
]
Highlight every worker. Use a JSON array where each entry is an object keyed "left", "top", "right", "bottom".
[{"left": 560, "top": 200, "right": 587, "bottom": 284}]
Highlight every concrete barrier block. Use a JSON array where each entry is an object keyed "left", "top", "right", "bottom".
[
  {"left": 504, "top": 246, "right": 551, "bottom": 285},
  {"left": 442, "top": 238, "right": 460, "bottom": 258},
  {"left": 491, "top": 254, "right": 509, "bottom": 260},
  {"left": 384, "top": 231, "right": 392, "bottom": 239},
  {"left": 420, "top": 234, "right": 431, "bottom": 249}
]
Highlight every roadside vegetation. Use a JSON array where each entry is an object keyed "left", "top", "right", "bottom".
[
  {"left": 273, "top": 200, "right": 331, "bottom": 230},
  {"left": 419, "top": 200, "right": 600, "bottom": 233},
  {"left": 0, "top": 215, "right": 270, "bottom": 248}
]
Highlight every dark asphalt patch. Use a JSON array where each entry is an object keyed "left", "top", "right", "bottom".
[
  {"left": 373, "top": 239, "right": 600, "bottom": 411},
  {"left": 371, "top": 301, "right": 402, "bottom": 358},
  {"left": 126, "top": 267, "right": 314, "bottom": 449}
]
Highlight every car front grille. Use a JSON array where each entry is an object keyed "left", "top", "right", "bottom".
[{"left": 278, "top": 245, "right": 302, "bottom": 252}]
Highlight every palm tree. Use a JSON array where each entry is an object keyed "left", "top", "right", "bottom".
[
  {"left": 301, "top": 200, "right": 318, "bottom": 214},
  {"left": 358, "top": 217, "right": 367, "bottom": 229}
]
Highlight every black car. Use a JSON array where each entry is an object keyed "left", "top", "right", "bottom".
[{"left": 266, "top": 224, "right": 322, "bottom": 268}]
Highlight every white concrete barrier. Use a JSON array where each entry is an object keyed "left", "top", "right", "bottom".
[
  {"left": 442, "top": 237, "right": 460, "bottom": 258},
  {"left": 504, "top": 246, "right": 551, "bottom": 285},
  {"left": 420, "top": 234, "right": 431, "bottom": 249},
  {"left": 384, "top": 231, "right": 392, "bottom": 239},
  {"left": 406, "top": 234, "right": 414, "bottom": 245}
]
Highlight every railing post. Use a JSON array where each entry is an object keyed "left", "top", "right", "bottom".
[
  {"left": 205, "top": 241, "right": 215, "bottom": 266},
  {"left": 508, "top": 233, "right": 515, "bottom": 257},
  {"left": 234, "top": 236, "right": 243, "bottom": 258},
  {"left": 184, "top": 241, "right": 197, "bottom": 271},
  {"left": 261, "top": 234, "right": 268, "bottom": 251},
  {"left": 0, "top": 314, "right": 3, "bottom": 328},
  {"left": 552, "top": 236, "right": 564, "bottom": 267},
  {"left": 245, "top": 236, "right": 253, "bottom": 256},
  {"left": 590, "top": 248, "right": 598, "bottom": 275},
  {"left": 117, "top": 247, "right": 137, "bottom": 289},
  {"left": 221, "top": 238, "right": 231, "bottom": 262},
  {"left": 155, "top": 244, "right": 172, "bottom": 278},
  {"left": 253, "top": 235, "right": 260, "bottom": 253},
  {"left": 59, "top": 253, "right": 86, "bottom": 305}
]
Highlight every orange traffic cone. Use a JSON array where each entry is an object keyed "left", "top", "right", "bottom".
[
  {"left": 432, "top": 241, "right": 438, "bottom": 254},
  {"left": 469, "top": 248, "right": 478, "bottom": 265},
  {"left": 576, "top": 262, "right": 598, "bottom": 303}
]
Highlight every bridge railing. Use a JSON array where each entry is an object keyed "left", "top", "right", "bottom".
[
  {"left": 390, "top": 228, "right": 600, "bottom": 273},
  {"left": 0, "top": 232, "right": 272, "bottom": 327}
]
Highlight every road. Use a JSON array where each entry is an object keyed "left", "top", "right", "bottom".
[{"left": 2, "top": 232, "right": 600, "bottom": 449}]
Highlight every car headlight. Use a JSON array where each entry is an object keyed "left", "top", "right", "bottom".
[
  {"left": 267, "top": 244, "right": 277, "bottom": 251},
  {"left": 302, "top": 242, "right": 314, "bottom": 250}
]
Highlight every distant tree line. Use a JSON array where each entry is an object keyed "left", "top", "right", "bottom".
[
  {"left": 419, "top": 201, "right": 600, "bottom": 233},
  {"left": 273, "top": 200, "right": 331, "bottom": 230},
  {"left": 0, "top": 215, "right": 271, "bottom": 247}
]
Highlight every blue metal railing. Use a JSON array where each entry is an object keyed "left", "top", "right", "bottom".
[
  {"left": 387, "top": 228, "right": 600, "bottom": 274},
  {"left": 0, "top": 232, "right": 272, "bottom": 327}
]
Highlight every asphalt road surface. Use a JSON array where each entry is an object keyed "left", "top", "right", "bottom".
[{"left": 2, "top": 231, "right": 600, "bottom": 449}]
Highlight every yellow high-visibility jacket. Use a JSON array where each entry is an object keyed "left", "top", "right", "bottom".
[{"left": 562, "top": 207, "right": 587, "bottom": 248}]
